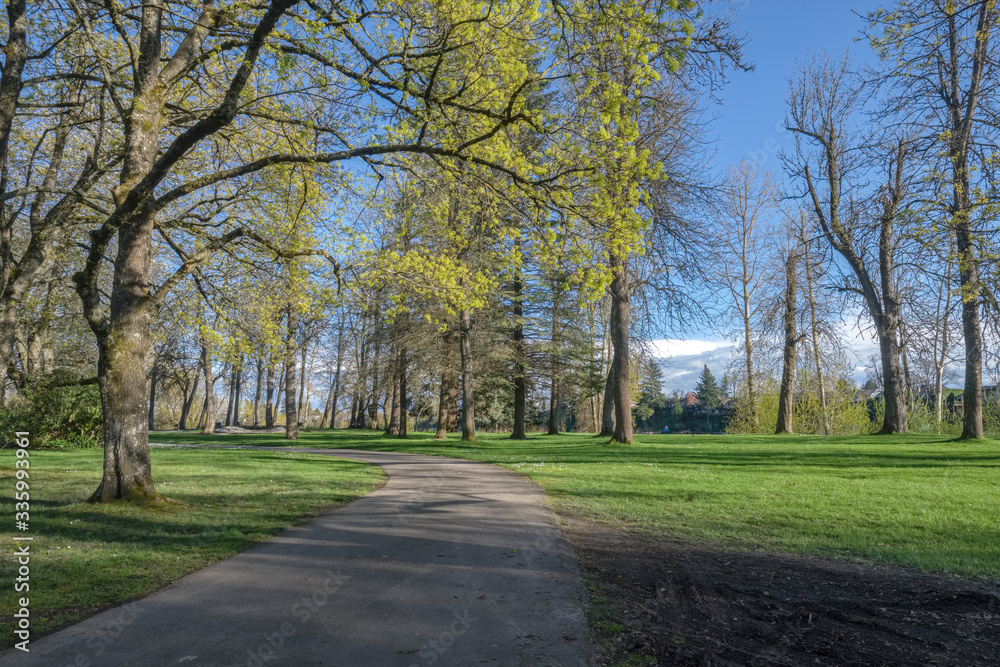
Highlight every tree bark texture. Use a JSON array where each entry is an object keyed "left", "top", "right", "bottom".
[
  {"left": 147, "top": 363, "right": 158, "bottom": 431},
  {"left": 459, "top": 307, "right": 476, "bottom": 442},
  {"left": 775, "top": 249, "right": 798, "bottom": 434},
  {"left": 201, "top": 344, "right": 215, "bottom": 435},
  {"left": 609, "top": 256, "right": 632, "bottom": 444}
]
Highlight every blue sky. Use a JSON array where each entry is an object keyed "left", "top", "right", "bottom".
[{"left": 654, "top": 0, "right": 885, "bottom": 392}]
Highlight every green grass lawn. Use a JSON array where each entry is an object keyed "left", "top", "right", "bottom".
[
  {"left": 0, "top": 447, "right": 384, "bottom": 647},
  {"left": 152, "top": 429, "right": 1000, "bottom": 579}
]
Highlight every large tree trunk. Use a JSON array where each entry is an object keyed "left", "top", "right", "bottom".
[
  {"left": 877, "top": 315, "right": 908, "bottom": 435},
  {"left": 609, "top": 256, "right": 632, "bottom": 444},
  {"left": 0, "top": 0, "right": 30, "bottom": 379},
  {"left": 459, "top": 307, "right": 476, "bottom": 442},
  {"left": 200, "top": 344, "right": 215, "bottom": 435},
  {"left": 775, "top": 249, "right": 797, "bottom": 434},
  {"left": 284, "top": 304, "right": 299, "bottom": 439},
  {"left": 90, "top": 205, "right": 161, "bottom": 502},
  {"left": 955, "top": 208, "right": 983, "bottom": 438}
]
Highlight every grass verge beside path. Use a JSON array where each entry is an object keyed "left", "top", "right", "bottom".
[
  {"left": 0, "top": 447, "right": 384, "bottom": 648},
  {"left": 151, "top": 429, "right": 1000, "bottom": 579}
]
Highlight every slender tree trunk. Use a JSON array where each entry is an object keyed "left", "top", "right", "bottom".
[
  {"left": 225, "top": 367, "right": 235, "bottom": 426},
  {"left": 877, "top": 194, "right": 907, "bottom": 435},
  {"left": 900, "top": 332, "right": 914, "bottom": 412},
  {"left": 265, "top": 362, "right": 275, "bottom": 428},
  {"left": 147, "top": 363, "right": 158, "bottom": 431},
  {"left": 803, "top": 237, "right": 829, "bottom": 434},
  {"left": 284, "top": 305, "right": 299, "bottom": 439},
  {"left": 235, "top": 365, "right": 243, "bottom": 425},
  {"left": 329, "top": 323, "right": 344, "bottom": 428},
  {"left": 600, "top": 366, "right": 615, "bottom": 437},
  {"left": 177, "top": 367, "right": 201, "bottom": 431},
  {"left": 297, "top": 339, "right": 309, "bottom": 422},
  {"left": 547, "top": 379, "right": 559, "bottom": 435},
  {"left": 320, "top": 380, "right": 335, "bottom": 428},
  {"left": 385, "top": 349, "right": 400, "bottom": 436},
  {"left": 179, "top": 368, "right": 199, "bottom": 430},
  {"left": 435, "top": 372, "right": 451, "bottom": 440},
  {"left": 511, "top": 275, "right": 527, "bottom": 440},
  {"left": 609, "top": 256, "right": 632, "bottom": 444},
  {"left": 435, "top": 328, "right": 459, "bottom": 439},
  {"left": 934, "top": 264, "right": 952, "bottom": 434},
  {"left": 743, "top": 310, "right": 757, "bottom": 430},
  {"left": 547, "top": 284, "right": 560, "bottom": 436},
  {"left": 776, "top": 249, "right": 798, "bottom": 434},
  {"left": 398, "top": 345, "right": 408, "bottom": 439},
  {"left": 253, "top": 357, "right": 262, "bottom": 427},
  {"left": 201, "top": 344, "right": 215, "bottom": 435},
  {"left": 459, "top": 307, "right": 476, "bottom": 442}
]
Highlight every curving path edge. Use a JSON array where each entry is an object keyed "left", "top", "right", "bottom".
[{"left": 2, "top": 447, "right": 592, "bottom": 667}]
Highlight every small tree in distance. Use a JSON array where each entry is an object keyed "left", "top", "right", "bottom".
[{"left": 695, "top": 365, "right": 724, "bottom": 429}]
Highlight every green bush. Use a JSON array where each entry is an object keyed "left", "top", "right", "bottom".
[
  {"left": 47, "top": 434, "right": 102, "bottom": 449},
  {"left": 0, "top": 373, "right": 102, "bottom": 447}
]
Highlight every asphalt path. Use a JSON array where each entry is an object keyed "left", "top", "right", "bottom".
[{"left": 2, "top": 448, "right": 592, "bottom": 666}]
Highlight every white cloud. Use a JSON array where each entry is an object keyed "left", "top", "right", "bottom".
[
  {"left": 648, "top": 339, "right": 736, "bottom": 393},
  {"left": 649, "top": 338, "right": 733, "bottom": 358}
]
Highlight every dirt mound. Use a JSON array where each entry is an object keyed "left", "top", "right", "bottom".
[{"left": 564, "top": 515, "right": 1000, "bottom": 666}]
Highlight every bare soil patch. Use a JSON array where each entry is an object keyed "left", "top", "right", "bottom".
[{"left": 562, "top": 514, "right": 1000, "bottom": 666}]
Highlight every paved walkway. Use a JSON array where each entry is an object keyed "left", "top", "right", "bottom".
[{"left": 3, "top": 448, "right": 591, "bottom": 666}]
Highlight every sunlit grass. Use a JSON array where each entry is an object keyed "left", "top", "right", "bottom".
[
  {"left": 0, "top": 447, "right": 383, "bottom": 647},
  {"left": 151, "top": 428, "right": 1000, "bottom": 579}
]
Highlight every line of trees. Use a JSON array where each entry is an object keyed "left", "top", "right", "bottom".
[
  {"left": 3, "top": 1, "right": 997, "bottom": 506},
  {"left": 0, "top": 0, "right": 745, "bottom": 502}
]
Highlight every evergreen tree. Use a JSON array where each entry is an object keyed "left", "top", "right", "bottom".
[
  {"left": 634, "top": 359, "right": 667, "bottom": 429},
  {"left": 695, "top": 365, "right": 723, "bottom": 411}
]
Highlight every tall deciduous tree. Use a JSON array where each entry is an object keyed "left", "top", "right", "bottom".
[
  {"left": 865, "top": 1, "right": 999, "bottom": 440},
  {"left": 715, "top": 159, "right": 778, "bottom": 430},
  {"left": 785, "top": 54, "right": 911, "bottom": 435}
]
